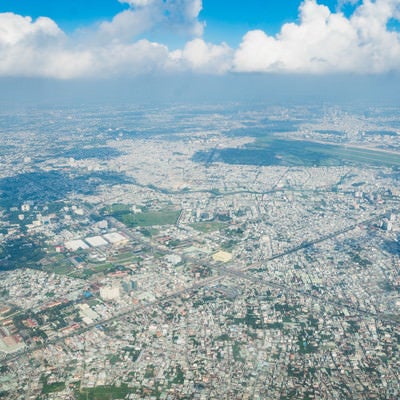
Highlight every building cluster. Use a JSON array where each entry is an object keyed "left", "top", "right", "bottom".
[{"left": 0, "top": 104, "right": 399, "bottom": 399}]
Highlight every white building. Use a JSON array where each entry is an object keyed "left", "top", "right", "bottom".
[{"left": 100, "top": 286, "right": 120, "bottom": 301}]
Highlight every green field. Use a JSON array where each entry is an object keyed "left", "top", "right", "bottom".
[
  {"left": 104, "top": 203, "right": 131, "bottom": 214},
  {"left": 190, "top": 221, "right": 226, "bottom": 233},
  {"left": 193, "top": 136, "right": 400, "bottom": 168},
  {"left": 302, "top": 142, "right": 400, "bottom": 167},
  {"left": 105, "top": 204, "right": 181, "bottom": 227},
  {"left": 78, "top": 385, "right": 131, "bottom": 400},
  {"left": 42, "top": 381, "right": 66, "bottom": 395},
  {"left": 253, "top": 136, "right": 400, "bottom": 167},
  {"left": 111, "top": 252, "right": 138, "bottom": 263},
  {"left": 41, "top": 253, "right": 75, "bottom": 275}
]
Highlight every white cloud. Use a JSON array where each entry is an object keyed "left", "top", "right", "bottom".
[
  {"left": 168, "top": 38, "right": 232, "bottom": 73},
  {"left": 0, "top": 1, "right": 205, "bottom": 79},
  {"left": 0, "top": 1, "right": 400, "bottom": 78},
  {"left": 165, "top": 0, "right": 204, "bottom": 36},
  {"left": 0, "top": 12, "right": 63, "bottom": 46},
  {"left": 0, "top": 12, "right": 74, "bottom": 78},
  {"left": 234, "top": 0, "right": 400, "bottom": 73},
  {"left": 92, "top": 40, "right": 169, "bottom": 76},
  {"left": 98, "top": 0, "right": 204, "bottom": 43},
  {"left": 0, "top": 12, "right": 170, "bottom": 79},
  {"left": 97, "top": 8, "right": 158, "bottom": 43},
  {"left": 119, "top": 0, "right": 155, "bottom": 7},
  {"left": 337, "top": 0, "right": 362, "bottom": 10}
]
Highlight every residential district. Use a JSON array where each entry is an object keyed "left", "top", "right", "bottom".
[{"left": 0, "top": 104, "right": 399, "bottom": 399}]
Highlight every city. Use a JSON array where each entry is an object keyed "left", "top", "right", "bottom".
[{"left": 0, "top": 103, "right": 399, "bottom": 399}]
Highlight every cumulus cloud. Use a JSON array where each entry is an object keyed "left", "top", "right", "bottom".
[
  {"left": 0, "top": 0, "right": 400, "bottom": 78},
  {"left": 167, "top": 0, "right": 204, "bottom": 36},
  {"left": 97, "top": 8, "right": 158, "bottom": 43},
  {"left": 0, "top": 1, "right": 205, "bottom": 78},
  {"left": 233, "top": 0, "right": 400, "bottom": 73},
  {"left": 98, "top": 0, "right": 204, "bottom": 43},
  {"left": 0, "top": 12, "right": 63, "bottom": 46},
  {"left": 337, "top": 0, "right": 362, "bottom": 10},
  {"left": 92, "top": 40, "right": 169, "bottom": 76},
  {"left": 0, "top": 12, "right": 171, "bottom": 78},
  {"left": 168, "top": 38, "right": 232, "bottom": 73},
  {"left": 0, "top": 12, "right": 75, "bottom": 78},
  {"left": 120, "top": 0, "right": 155, "bottom": 7}
]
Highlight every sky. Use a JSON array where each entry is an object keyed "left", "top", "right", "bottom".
[
  {"left": 0, "top": 0, "right": 400, "bottom": 108},
  {"left": 0, "top": 0, "right": 399, "bottom": 80},
  {"left": 0, "top": 1, "right": 340, "bottom": 46}
]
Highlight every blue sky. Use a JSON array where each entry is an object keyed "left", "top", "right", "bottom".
[
  {"left": 0, "top": 1, "right": 129, "bottom": 32},
  {"left": 203, "top": 0, "right": 341, "bottom": 44},
  {"left": 0, "top": 0, "right": 341, "bottom": 45},
  {"left": 0, "top": 0, "right": 399, "bottom": 79}
]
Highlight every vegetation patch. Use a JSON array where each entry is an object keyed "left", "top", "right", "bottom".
[
  {"left": 193, "top": 137, "right": 400, "bottom": 168},
  {"left": 190, "top": 221, "right": 226, "bottom": 233},
  {"left": 78, "top": 384, "right": 132, "bottom": 400},
  {"left": 104, "top": 204, "right": 180, "bottom": 227},
  {"left": 42, "top": 381, "right": 66, "bottom": 395}
]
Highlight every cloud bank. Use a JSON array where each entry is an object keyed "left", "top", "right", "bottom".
[
  {"left": 234, "top": 0, "right": 400, "bottom": 73},
  {"left": 0, "top": 0, "right": 399, "bottom": 78}
]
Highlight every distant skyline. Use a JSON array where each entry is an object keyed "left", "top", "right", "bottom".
[{"left": 0, "top": 0, "right": 400, "bottom": 78}]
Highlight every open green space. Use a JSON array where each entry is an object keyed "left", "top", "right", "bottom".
[
  {"left": 42, "top": 382, "right": 66, "bottom": 394},
  {"left": 88, "top": 262, "right": 114, "bottom": 272},
  {"left": 233, "top": 342, "right": 245, "bottom": 362},
  {"left": 0, "top": 237, "right": 46, "bottom": 271},
  {"left": 69, "top": 263, "right": 114, "bottom": 279},
  {"left": 190, "top": 221, "right": 226, "bottom": 233},
  {"left": 41, "top": 254, "right": 75, "bottom": 275},
  {"left": 193, "top": 136, "right": 400, "bottom": 168},
  {"left": 47, "top": 263, "right": 74, "bottom": 275},
  {"left": 78, "top": 384, "right": 132, "bottom": 400},
  {"left": 111, "top": 253, "right": 138, "bottom": 263},
  {"left": 104, "top": 203, "right": 131, "bottom": 214},
  {"left": 104, "top": 204, "right": 180, "bottom": 227}
]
